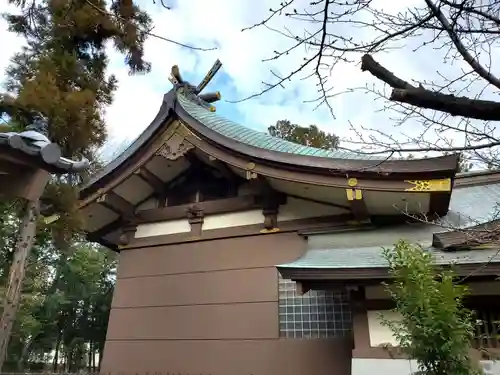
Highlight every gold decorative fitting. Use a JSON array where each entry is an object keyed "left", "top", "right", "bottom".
[
  {"left": 209, "top": 106, "right": 216, "bottom": 112},
  {"left": 346, "top": 188, "right": 363, "bottom": 201},
  {"left": 216, "top": 91, "right": 221, "bottom": 99},
  {"left": 405, "top": 178, "right": 451, "bottom": 192},
  {"left": 246, "top": 171, "right": 258, "bottom": 180},
  {"left": 347, "top": 177, "right": 358, "bottom": 187},
  {"left": 96, "top": 194, "right": 107, "bottom": 203},
  {"left": 247, "top": 162, "right": 256, "bottom": 170},
  {"left": 260, "top": 228, "right": 281, "bottom": 234}
]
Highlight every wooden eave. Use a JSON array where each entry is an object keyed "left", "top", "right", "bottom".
[
  {"left": 278, "top": 262, "right": 500, "bottom": 282},
  {"left": 432, "top": 219, "right": 500, "bottom": 250},
  {"left": 454, "top": 170, "right": 500, "bottom": 188},
  {"left": 76, "top": 91, "right": 469, "bottom": 250}
]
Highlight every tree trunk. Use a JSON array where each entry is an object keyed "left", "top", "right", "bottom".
[
  {"left": 16, "top": 338, "right": 31, "bottom": 371},
  {"left": 52, "top": 332, "right": 61, "bottom": 372},
  {"left": 0, "top": 199, "right": 39, "bottom": 371}
]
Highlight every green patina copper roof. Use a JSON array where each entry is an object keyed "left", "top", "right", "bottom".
[{"left": 177, "top": 93, "right": 386, "bottom": 160}]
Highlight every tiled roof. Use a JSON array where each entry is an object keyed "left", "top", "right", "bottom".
[
  {"left": 277, "top": 246, "right": 500, "bottom": 269},
  {"left": 177, "top": 93, "right": 387, "bottom": 160},
  {"left": 278, "top": 181, "right": 500, "bottom": 269},
  {"left": 0, "top": 128, "right": 89, "bottom": 173},
  {"left": 441, "top": 182, "right": 500, "bottom": 227}
]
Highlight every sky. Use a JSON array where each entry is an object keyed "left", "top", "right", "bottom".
[{"left": 0, "top": 0, "right": 497, "bottom": 164}]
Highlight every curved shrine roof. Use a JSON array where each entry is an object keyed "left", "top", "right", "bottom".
[
  {"left": 176, "top": 93, "right": 384, "bottom": 161},
  {"left": 81, "top": 61, "right": 460, "bottom": 197}
]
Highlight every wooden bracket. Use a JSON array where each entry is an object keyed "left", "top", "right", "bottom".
[
  {"left": 346, "top": 178, "right": 371, "bottom": 223},
  {"left": 118, "top": 222, "right": 137, "bottom": 246},
  {"left": 135, "top": 168, "right": 165, "bottom": 195},
  {"left": 96, "top": 191, "right": 135, "bottom": 218},
  {"left": 186, "top": 204, "right": 204, "bottom": 237}
]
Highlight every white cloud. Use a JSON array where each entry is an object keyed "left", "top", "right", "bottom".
[{"left": 1, "top": 0, "right": 498, "bottom": 163}]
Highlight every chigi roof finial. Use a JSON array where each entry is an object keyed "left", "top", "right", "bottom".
[{"left": 169, "top": 59, "right": 223, "bottom": 112}]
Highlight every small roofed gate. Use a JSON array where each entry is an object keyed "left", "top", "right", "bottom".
[
  {"left": 0, "top": 121, "right": 89, "bottom": 370},
  {"left": 77, "top": 60, "right": 460, "bottom": 375}
]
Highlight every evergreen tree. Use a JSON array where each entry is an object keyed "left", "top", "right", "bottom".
[
  {"left": 268, "top": 119, "right": 339, "bottom": 150},
  {"left": 0, "top": 0, "right": 152, "bottom": 369}
]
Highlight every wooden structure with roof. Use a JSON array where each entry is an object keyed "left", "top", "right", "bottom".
[
  {"left": 0, "top": 122, "right": 89, "bottom": 200},
  {"left": 0, "top": 121, "right": 89, "bottom": 370},
  {"left": 79, "top": 61, "right": 500, "bottom": 375}
]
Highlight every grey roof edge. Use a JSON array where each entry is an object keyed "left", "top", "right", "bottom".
[
  {"left": 276, "top": 245, "right": 500, "bottom": 270},
  {"left": 455, "top": 170, "right": 500, "bottom": 188},
  {"left": 0, "top": 130, "right": 90, "bottom": 174}
]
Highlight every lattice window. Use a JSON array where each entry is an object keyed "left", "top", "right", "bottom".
[
  {"left": 278, "top": 274, "right": 352, "bottom": 338},
  {"left": 473, "top": 308, "right": 500, "bottom": 349}
]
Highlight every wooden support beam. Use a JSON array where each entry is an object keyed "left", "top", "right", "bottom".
[
  {"left": 345, "top": 178, "right": 371, "bottom": 223},
  {"left": 0, "top": 169, "right": 50, "bottom": 201},
  {"left": 249, "top": 177, "right": 287, "bottom": 231},
  {"left": 96, "top": 191, "right": 135, "bottom": 218},
  {"left": 87, "top": 219, "right": 124, "bottom": 242},
  {"left": 135, "top": 195, "right": 261, "bottom": 223},
  {"left": 135, "top": 167, "right": 165, "bottom": 194}
]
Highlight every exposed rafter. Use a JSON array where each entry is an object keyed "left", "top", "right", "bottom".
[
  {"left": 135, "top": 167, "right": 165, "bottom": 195},
  {"left": 135, "top": 195, "right": 261, "bottom": 223},
  {"left": 96, "top": 191, "right": 135, "bottom": 218}
]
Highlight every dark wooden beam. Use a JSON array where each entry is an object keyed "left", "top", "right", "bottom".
[
  {"left": 135, "top": 167, "right": 165, "bottom": 194},
  {"left": 287, "top": 193, "right": 350, "bottom": 210},
  {"left": 96, "top": 191, "right": 135, "bottom": 218},
  {"left": 348, "top": 193, "right": 371, "bottom": 222},
  {"left": 249, "top": 177, "right": 287, "bottom": 230},
  {"left": 87, "top": 218, "right": 124, "bottom": 242},
  {"left": 345, "top": 178, "right": 371, "bottom": 223},
  {"left": 136, "top": 195, "right": 261, "bottom": 223},
  {"left": 0, "top": 169, "right": 50, "bottom": 201}
]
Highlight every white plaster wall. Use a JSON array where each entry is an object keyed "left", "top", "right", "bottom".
[
  {"left": 202, "top": 209, "right": 263, "bottom": 230},
  {"left": 135, "top": 219, "right": 191, "bottom": 238},
  {"left": 367, "top": 310, "right": 402, "bottom": 347},
  {"left": 132, "top": 196, "right": 362, "bottom": 238},
  {"left": 278, "top": 197, "right": 347, "bottom": 221},
  {"left": 353, "top": 358, "right": 500, "bottom": 375}
]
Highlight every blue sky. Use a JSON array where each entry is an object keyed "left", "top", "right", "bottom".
[{"left": 1, "top": 0, "right": 499, "bottom": 165}]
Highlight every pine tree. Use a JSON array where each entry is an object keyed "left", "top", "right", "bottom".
[{"left": 0, "top": 0, "right": 153, "bottom": 369}]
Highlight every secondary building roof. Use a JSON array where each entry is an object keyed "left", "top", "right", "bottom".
[
  {"left": 0, "top": 124, "right": 89, "bottom": 174},
  {"left": 278, "top": 175, "right": 500, "bottom": 280}
]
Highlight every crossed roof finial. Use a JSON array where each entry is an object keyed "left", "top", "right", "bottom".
[{"left": 169, "top": 59, "right": 223, "bottom": 112}]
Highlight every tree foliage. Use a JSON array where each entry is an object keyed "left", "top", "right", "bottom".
[
  {"left": 382, "top": 240, "right": 481, "bottom": 375},
  {"left": 0, "top": 0, "right": 152, "bottom": 369},
  {"left": 0, "top": 201, "right": 116, "bottom": 371},
  {"left": 0, "top": 0, "right": 152, "bottom": 238},
  {"left": 268, "top": 119, "right": 339, "bottom": 149}
]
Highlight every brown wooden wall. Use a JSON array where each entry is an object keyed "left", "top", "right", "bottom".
[{"left": 102, "top": 232, "right": 352, "bottom": 375}]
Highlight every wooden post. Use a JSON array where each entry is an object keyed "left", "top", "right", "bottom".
[{"left": 0, "top": 199, "right": 39, "bottom": 371}]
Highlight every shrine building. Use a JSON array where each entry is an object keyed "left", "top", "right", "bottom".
[{"left": 78, "top": 61, "right": 500, "bottom": 375}]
